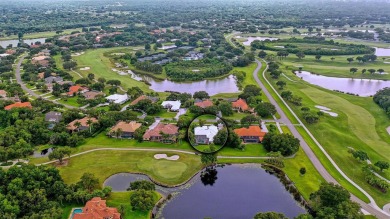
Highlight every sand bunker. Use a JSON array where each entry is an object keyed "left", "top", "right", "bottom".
[
  {"left": 387, "top": 126, "right": 390, "bottom": 135},
  {"left": 112, "top": 53, "right": 125, "bottom": 56},
  {"left": 315, "top": 105, "right": 331, "bottom": 111},
  {"left": 71, "top": 52, "right": 85, "bottom": 57},
  {"left": 154, "top": 154, "right": 180, "bottom": 160},
  {"left": 80, "top": 67, "right": 90, "bottom": 71},
  {"left": 315, "top": 105, "right": 338, "bottom": 117}
]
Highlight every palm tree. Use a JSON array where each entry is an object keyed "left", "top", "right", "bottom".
[
  {"left": 331, "top": 57, "right": 335, "bottom": 62},
  {"left": 74, "top": 121, "right": 82, "bottom": 132},
  {"left": 86, "top": 119, "right": 93, "bottom": 133},
  {"left": 378, "top": 69, "right": 385, "bottom": 74},
  {"left": 361, "top": 69, "right": 366, "bottom": 74},
  {"left": 116, "top": 128, "right": 123, "bottom": 139}
]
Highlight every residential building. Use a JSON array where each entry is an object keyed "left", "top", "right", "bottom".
[
  {"left": 195, "top": 99, "right": 213, "bottom": 108},
  {"left": 44, "top": 76, "right": 63, "bottom": 84},
  {"left": 4, "top": 102, "right": 32, "bottom": 110},
  {"left": 232, "top": 98, "right": 250, "bottom": 112},
  {"left": 130, "top": 95, "right": 158, "bottom": 106},
  {"left": 143, "top": 123, "right": 179, "bottom": 143},
  {"left": 194, "top": 125, "right": 219, "bottom": 144},
  {"left": 161, "top": 100, "right": 181, "bottom": 111},
  {"left": 106, "top": 94, "right": 129, "bottom": 104},
  {"left": 234, "top": 125, "right": 267, "bottom": 143},
  {"left": 67, "top": 85, "right": 89, "bottom": 96},
  {"left": 109, "top": 121, "right": 142, "bottom": 138},
  {"left": 45, "top": 111, "right": 62, "bottom": 123},
  {"left": 83, "top": 91, "right": 104, "bottom": 100},
  {"left": 67, "top": 117, "right": 98, "bottom": 132},
  {"left": 37, "top": 72, "right": 45, "bottom": 79},
  {"left": 73, "top": 197, "right": 121, "bottom": 219},
  {"left": 0, "top": 90, "right": 7, "bottom": 98}
]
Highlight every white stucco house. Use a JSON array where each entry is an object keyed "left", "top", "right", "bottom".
[
  {"left": 106, "top": 94, "right": 129, "bottom": 104},
  {"left": 194, "top": 125, "right": 219, "bottom": 144},
  {"left": 161, "top": 100, "right": 181, "bottom": 111}
]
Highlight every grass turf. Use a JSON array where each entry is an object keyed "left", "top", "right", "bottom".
[
  {"left": 58, "top": 150, "right": 203, "bottom": 186},
  {"left": 265, "top": 63, "right": 390, "bottom": 206},
  {"left": 106, "top": 191, "right": 161, "bottom": 219}
]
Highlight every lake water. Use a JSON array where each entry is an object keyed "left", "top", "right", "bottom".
[
  {"left": 295, "top": 71, "right": 390, "bottom": 96},
  {"left": 124, "top": 69, "right": 239, "bottom": 95},
  {"left": 0, "top": 38, "right": 46, "bottom": 48},
  {"left": 104, "top": 164, "right": 306, "bottom": 219},
  {"left": 242, "top": 36, "right": 279, "bottom": 46},
  {"left": 375, "top": 47, "right": 390, "bottom": 57}
]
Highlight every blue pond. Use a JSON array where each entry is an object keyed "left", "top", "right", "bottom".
[{"left": 104, "top": 164, "right": 306, "bottom": 219}]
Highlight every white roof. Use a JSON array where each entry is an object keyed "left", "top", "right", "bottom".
[
  {"left": 194, "top": 125, "right": 219, "bottom": 142},
  {"left": 106, "top": 94, "right": 129, "bottom": 104},
  {"left": 161, "top": 101, "right": 181, "bottom": 111},
  {"left": 0, "top": 54, "right": 10, "bottom": 58}
]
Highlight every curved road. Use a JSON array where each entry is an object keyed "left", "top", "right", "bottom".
[
  {"left": 253, "top": 59, "right": 389, "bottom": 218},
  {"left": 15, "top": 54, "right": 76, "bottom": 109}
]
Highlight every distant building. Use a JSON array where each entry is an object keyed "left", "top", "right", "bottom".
[
  {"left": 83, "top": 91, "right": 104, "bottom": 100},
  {"left": 232, "top": 98, "right": 251, "bottom": 112},
  {"left": 67, "top": 117, "right": 98, "bottom": 132},
  {"left": 130, "top": 95, "right": 158, "bottom": 106},
  {"left": 194, "top": 125, "right": 219, "bottom": 144},
  {"left": 194, "top": 99, "right": 213, "bottom": 108},
  {"left": 67, "top": 85, "right": 89, "bottom": 96},
  {"left": 109, "top": 121, "right": 142, "bottom": 138},
  {"left": 161, "top": 100, "right": 181, "bottom": 111},
  {"left": 4, "top": 102, "right": 32, "bottom": 110},
  {"left": 73, "top": 197, "right": 121, "bottom": 219},
  {"left": 0, "top": 90, "right": 7, "bottom": 98},
  {"left": 44, "top": 76, "right": 63, "bottom": 84},
  {"left": 234, "top": 125, "right": 267, "bottom": 143},
  {"left": 106, "top": 94, "right": 129, "bottom": 104},
  {"left": 143, "top": 123, "right": 179, "bottom": 143},
  {"left": 45, "top": 111, "right": 62, "bottom": 123}
]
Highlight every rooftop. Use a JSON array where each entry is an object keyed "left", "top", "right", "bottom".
[
  {"left": 161, "top": 100, "right": 181, "bottom": 111},
  {"left": 194, "top": 125, "right": 219, "bottom": 142},
  {"left": 4, "top": 102, "right": 32, "bottom": 110},
  {"left": 110, "top": 121, "right": 142, "bottom": 133},
  {"left": 73, "top": 197, "right": 121, "bottom": 219}
]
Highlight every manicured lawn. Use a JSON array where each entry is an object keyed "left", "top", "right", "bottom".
[
  {"left": 154, "top": 110, "right": 177, "bottom": 118},
  {"left": 73, "top": 48, "right": 152, "bottom": 91},
  {"left": 218, "top": 144, "right": 268, "bottom": 157},
  {"left": 57, "top": 96, "right": 84, "bottom": 107},
  {"left": 107, "top": 191, "right": 161, "bottom": 219},
  {"left": 265, "top": 65, "right": 390, "bottom": 206},
  {"left": 0, "top": 28, "right": 82, "bottom": 40},
  {"left": 61, "top": 203, "right": 81, "bottom": 219},
  {"left": 225, "top": 112, "right": 248, "bottom": 120},
  {"left": 29, "top": 133, "right": 195, "bottom": 164},
  {"left": 58, "top": 150, "right": 203, "bottom": 186},
  {"left": 282, "top": 55, "right": 390, "bottom": 80}
]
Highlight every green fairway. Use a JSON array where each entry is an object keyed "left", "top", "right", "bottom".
[
  {"left": 265, "top": 64, "right": 390, "bottom": 206},
  {"left": 73, "top": 48, "right": 152, "bottom": 91},
  {"left": 0, "top": 28, "right": 82, "bottom": 40},
  {"left": 107, "top": 191, "right": 161, "bottom": 219},
  {"left": 58, "top": 150, "right": 203, "bottom": 186},
  {"left": 218, "top": 144, "right": 268, "bottom": 157},
  {"left": 281, "top": 54, "right": 390, "bottom": 80}
]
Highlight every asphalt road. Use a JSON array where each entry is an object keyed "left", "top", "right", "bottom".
[
  {"left": 15, "top": 54, "right": 76, "bottom": 109},
  {"left": 253, "top": 59, "right": 389, "bottom": 218}
]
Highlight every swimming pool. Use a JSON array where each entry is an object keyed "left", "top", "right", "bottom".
[{"left": 70, "top": 208, "right": 83, "bottom": 219}]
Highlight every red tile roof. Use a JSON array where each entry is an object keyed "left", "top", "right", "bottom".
[
  {"left": 232, "top": 98, "right": 249, "bottom": 111},
  {"left": 234, "top": 125, "right": 267, "bottom": 141},
  {"left": 4, "top": 102, "right": 32, "bottom": 110},
  {"left": 73, "top": 197, "right": 121, "bottom": 219},
  {"left": 67, "top": 117, "right": 98, "bottom": 131},
  {"left": 195, "top": 99, "right": 213, "bottom": 108},
  {"left": 67, "top": 85, "right": 88, "bottom": 96},
  {"left": 143, "top": 123, "right": 179, "bottom": 140},
  {"left": 130, "top": 95, "right": 147, "bottom": 106}
]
